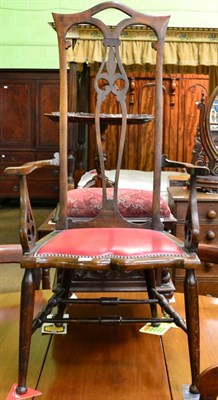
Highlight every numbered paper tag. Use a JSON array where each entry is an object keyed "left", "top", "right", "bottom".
[
  {"left": 140, "top": 322, "right": 178, "bottom": 335},
  {"left": 41, "top": 313, "right": 69, "bottom": 334}
]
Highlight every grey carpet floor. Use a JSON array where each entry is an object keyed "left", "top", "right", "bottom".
[{"left": 0, "top": 200, "right": 54, "bottom": 293}]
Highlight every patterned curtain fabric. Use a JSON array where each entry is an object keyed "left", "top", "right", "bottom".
[
  {"left": 66, "top": 27, "right": 218, "bottom": 67},
  {"left": 66, "top": 39, "right": 218, "bottom": 67},
  {"left": 65, "top": 27, "right": 218, "bottom": 91}
]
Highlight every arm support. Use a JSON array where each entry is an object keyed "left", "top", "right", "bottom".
[
  {"left": 162, "top": 154, "right": 209, "bottom": 251},
  {"left": 4, "top": 153, "right": 59, "bottom": 176},
  {"left": 4, "top": 153, "right": 59, "bottom": 253}
]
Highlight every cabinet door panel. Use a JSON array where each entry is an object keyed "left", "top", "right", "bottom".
[
  {"left": 178, "top": 77, "right": 208, "bottom": 162},
  {"left": 0, "top": 82, "right": 34, "bottom": 147},
  {"left": 137, "top": 81, "right": 160, "bottom": 171},
  {"left": 37, "top": 81, "right": 59, "bottom": 148}
]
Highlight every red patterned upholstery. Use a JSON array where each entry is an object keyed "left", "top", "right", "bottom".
[
  {"left": 67, "top": 188, "right": 171, "bottom": 218},
  {"left": 36, "top": 228, "right": 184, "bottom": 259}
]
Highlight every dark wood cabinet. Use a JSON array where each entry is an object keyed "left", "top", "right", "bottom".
[
  {"left": 0, "top": 70, "right": 60, "bottom": 199},
  {"left": 168, "top": 186, "right": 218, "bottom": 296}
]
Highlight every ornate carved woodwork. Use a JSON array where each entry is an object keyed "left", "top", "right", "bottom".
[{"left": 192, "top": 86, "right": 218, "bottom": 191}]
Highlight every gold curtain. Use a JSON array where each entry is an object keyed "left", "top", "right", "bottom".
[
  {"left": 66, "top": 26, "right": 218, "bottom": 91},
  {"left": 67, "top": 40, "right": 218, "bottom": 67}
]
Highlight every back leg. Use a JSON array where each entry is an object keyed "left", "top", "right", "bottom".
[
  {"left": 184, "top": 268, "right": 200, "bottom": 394},
  {"left": 16, "top": 268, "right": 35, "bottom": 395},
  {"left": 145, "top": 269, "right": 158, "bottom": 322}
]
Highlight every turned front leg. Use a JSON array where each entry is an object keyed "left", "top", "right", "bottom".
[
  {"left": 16, "top": 269, "right": 35, "bottom": 395},
  {"left": 184, "top": 268, "right": 200, "bottom": 394}
]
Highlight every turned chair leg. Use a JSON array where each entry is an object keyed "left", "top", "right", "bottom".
[
  {"left": 16, "top": 269, "right": 35, "bottom": 395},
  {"left": 56, "top": 269, "right": 73, "bottom": 320},
  {"left": 145, "top": 269, "right": 158, "bottom": 321},
  {"left": 41, "top": 268, "right": 51, "bottom": 289},
  {"left": 184, "top": 268, "right": 200, "bottom": 394}
]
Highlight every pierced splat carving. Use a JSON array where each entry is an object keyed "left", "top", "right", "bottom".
[
  {"left": 192, "top": 96, "right": 207, "bottom": 167},
  {"left": 19, "top": 176, "right": 36, "bottom": 252},
  {"left": 193, "top": 87, "right": 218, "bottom": 191}
]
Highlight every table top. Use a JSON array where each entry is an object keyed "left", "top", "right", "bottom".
[
  {"left": 45, "top": 111, "right": 154, "bottom": 125},
  {"left": 168, "top": 185, "right": 218, "bottom": 202}
]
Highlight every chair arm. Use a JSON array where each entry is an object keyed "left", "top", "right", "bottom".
[
  {"left": 0, "top": 244, "right": 22, "bottom": 263},
  {"left": 161, "top": 154, "right": 209, "bottom": 176},
  {"left": 198, "top": 244, "right": 218, "bottom": 263},
  {"left": 4, "top": 153, "right": 59, "bottom": 176}
]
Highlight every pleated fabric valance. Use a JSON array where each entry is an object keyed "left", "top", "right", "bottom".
[{"left": 65, "top": 26, "right": 218, "bottom": 67}]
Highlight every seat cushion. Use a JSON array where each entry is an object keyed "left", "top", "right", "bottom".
[
  {"left": 67, "top": 188, "right": 171, "bottom": 218},
  {"left": 77, "top": 169, "right": 189, "bottom": 203},
  {"left": 36, "top": 228, "right": 185, "bottom": 260}
]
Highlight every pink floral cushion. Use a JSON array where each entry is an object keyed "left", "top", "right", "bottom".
[{"left": 67, "top": 188, "right": 171, "bottom": 218}]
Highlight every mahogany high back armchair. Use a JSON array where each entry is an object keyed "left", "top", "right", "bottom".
[{"left": 5, "top": 2, "right": 209, "bottom": 397}]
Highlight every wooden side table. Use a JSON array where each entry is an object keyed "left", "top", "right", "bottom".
[{"left": 168, "top": 186, "right": 218, "bottom": 296}]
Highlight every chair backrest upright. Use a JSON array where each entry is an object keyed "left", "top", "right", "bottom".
[{"left": 53, "top": 2, "right": 170, "bottom": 230}]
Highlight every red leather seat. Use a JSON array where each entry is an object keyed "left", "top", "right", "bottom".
[{"left": 36, "top": 228, "right": 184, "bottom": 260}]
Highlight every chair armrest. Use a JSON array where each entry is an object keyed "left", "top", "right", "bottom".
[
  {"left": 4, "top": 152, "right": 59, "bottom": 176},
  {"left": 0, "top": 244, "right": 22, "bottom": 263},
  {"left": 161, "top": 154, "right": 209, "bottom": 176},
  {"left": 198, "top": 244, "right": 218, "bottom": 263}
]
